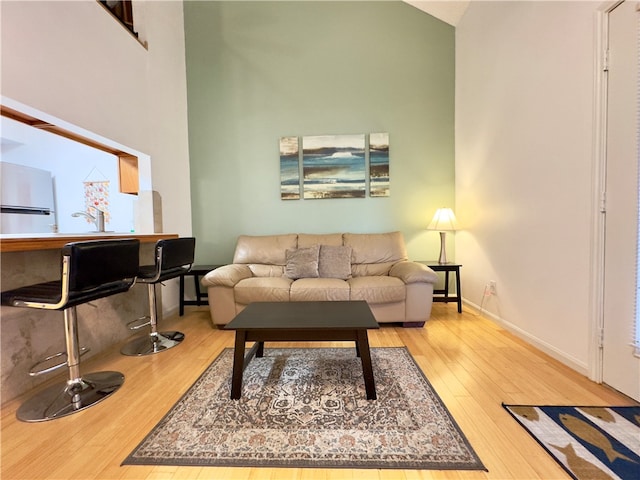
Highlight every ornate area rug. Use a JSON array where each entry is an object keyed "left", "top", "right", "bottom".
[
  {"left": 504, "top": 405, "right": 640, "bottom": 480},
  {"left": 123, "top": 347, "right": 485, "bottom": 470}
]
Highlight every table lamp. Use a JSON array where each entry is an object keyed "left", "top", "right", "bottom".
[{"left": 427, "top": 208, "right": 458, "bottom": 264}]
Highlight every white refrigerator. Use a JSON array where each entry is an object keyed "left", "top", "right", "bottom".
[{"left": 1, "top": 162, "right": 56, "bottom": 234}]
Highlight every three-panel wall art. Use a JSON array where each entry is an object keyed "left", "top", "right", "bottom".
[{"left": 280, "top": 133, "right": 390, "bottom": 200}]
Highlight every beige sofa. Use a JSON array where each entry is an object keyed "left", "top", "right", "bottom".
[{"left": 201, "top": 232, "right": 438, "bottom": 327}]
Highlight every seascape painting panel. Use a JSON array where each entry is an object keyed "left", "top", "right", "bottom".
[
  {"left": 302, "top": 134, "right": 366, "bottom": 199},
  {"left": 280, "top": 136, "right": 300, "bottom": 200},
  {"left": 369, "top": 133, "right": 390, "bottom": 197}
]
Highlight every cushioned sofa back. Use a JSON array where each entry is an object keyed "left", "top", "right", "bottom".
[
  {"left": 233, "top": 234, "right": 297, "bottom": 277},
  {"left": 297, "top": 233, "right": 343, "bottom": 248},
  {"left": 344, "top": 231, "right": 408, "bottom": 276},
  {"left": 232, "top": 232, "right": 409, "bottom": 278}
]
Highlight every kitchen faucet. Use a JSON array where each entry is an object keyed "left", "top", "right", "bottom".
[{"left": 71, "top": 209, "right": 105, "bottom": 232}]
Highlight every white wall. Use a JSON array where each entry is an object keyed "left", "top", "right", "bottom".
[
  {"left": 1, "top": 0, "right": 192, "bottom": 313},
  {"left": 455, "top": 1, "right": 599, "bottom": 373},
  {"left": 1, "top": 0, "right": 192, "bottom": 239},
  {"left": 139, "top": 1, "right": 192, "bottom": 238}
]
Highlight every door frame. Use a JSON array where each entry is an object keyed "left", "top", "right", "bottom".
[{"left": 589, "top": 0, "right": 633, "bottom": 383}]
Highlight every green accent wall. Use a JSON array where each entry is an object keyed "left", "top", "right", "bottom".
[{"left": 184, "top": 1, "right": 454, "bottom": 263}]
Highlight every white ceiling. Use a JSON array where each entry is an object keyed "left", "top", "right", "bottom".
[{"left": 403, "top": 1, "right": 470, "bottom": 26}]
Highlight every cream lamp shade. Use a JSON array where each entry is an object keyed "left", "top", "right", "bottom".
[{"left": 427, "top": 208, "right": 458, "bottom": 264}]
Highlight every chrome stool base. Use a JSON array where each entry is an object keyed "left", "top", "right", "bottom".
[
  {"left": 120, "top": 331, "right": 185, "bottom": 356},
  {"left": 16, "top": 371, "right": 124, "bottom": 422}
]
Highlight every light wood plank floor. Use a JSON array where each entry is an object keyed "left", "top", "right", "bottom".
[{"left": 1, "top": 303, "right": 636, "bottom": 480}]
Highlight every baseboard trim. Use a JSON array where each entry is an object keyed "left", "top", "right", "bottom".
[{"left": 462, "top": 299, "right": 589, "bottom": 377}]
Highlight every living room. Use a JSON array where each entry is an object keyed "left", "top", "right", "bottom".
[{"left": 1, "top": 0, "right": 638, "bottom": 478}]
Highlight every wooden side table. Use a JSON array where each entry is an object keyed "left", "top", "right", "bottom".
[
  {"left": 179, "top": 264, "right": 222, "bottom": 316},
  {"left": 419, "top": 261, "right": 462, "bottom": 313}
]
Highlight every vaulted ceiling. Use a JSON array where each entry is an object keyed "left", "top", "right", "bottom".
[{"left": 403, "top": 1, "right": 470, "bottom": 26}]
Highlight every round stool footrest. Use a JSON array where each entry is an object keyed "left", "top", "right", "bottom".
[
  {"left": 16, "top": 371, "right": 125, "bottom": 422},
  {"left": 127, "top": 316, "right": 151, "bottom": 331},
  {"left": 29, "top": 347, "right": 90, "bottom": 377}
]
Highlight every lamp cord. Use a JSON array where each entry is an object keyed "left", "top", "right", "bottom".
[{"left": 477, "top": 284, "right": 493, "bottom": 317}]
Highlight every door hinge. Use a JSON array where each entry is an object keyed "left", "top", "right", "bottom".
[
  {"left": 603, "top": 49, "right": 610, "bottom": 72},
  {"left": 600, "top": 192, "right": 607, "bottom": 213}
]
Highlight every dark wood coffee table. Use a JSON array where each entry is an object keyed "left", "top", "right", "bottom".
[{"left": 223, "top": 301, "right": 380, "bottom": 400}]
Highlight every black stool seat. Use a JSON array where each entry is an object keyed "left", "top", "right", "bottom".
[
  {"left": 137, "top": 265, "right": 190, "bottom": 283},
  {"left": 1, "top": 239, "right": 140, "bottom": 422},
  {"left": 121, "top": 237, "right": 195, "bottom": 356},
  {"left": 2, "top": 279, "right": 134, "bottom": 308}
]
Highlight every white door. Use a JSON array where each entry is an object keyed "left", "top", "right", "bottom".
[{"left": 603, "top": 0, "right": 640, "bottom": 401}]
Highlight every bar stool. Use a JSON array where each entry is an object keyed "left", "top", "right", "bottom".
[
  {"left": 121, "top": 237, "right": 195, "bottom": 356},
  {"left": 1, "top": 239, "right": 140, "bottom": 422}
]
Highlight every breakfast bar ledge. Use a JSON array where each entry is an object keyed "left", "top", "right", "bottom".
[{"left": 0, "top": 232, "right": 177, "bottom": 253}]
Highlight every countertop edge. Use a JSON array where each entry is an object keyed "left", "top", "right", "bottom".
[{"left": 0, "top": 233, "right": 179, "bottom": 252}]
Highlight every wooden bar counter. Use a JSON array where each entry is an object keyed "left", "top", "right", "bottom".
[
  {"left": 0, "top": 232, "right": 177, "bottom": 252},
  {"left": 0, "top": 232, "right": 178, "bottom": 405}
]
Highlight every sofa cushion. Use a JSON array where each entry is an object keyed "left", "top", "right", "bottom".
[
  {"left": 234, "top": 277, "right": 292, "bottom": 304},
  {"left": 348, "top": 276, "right": 406, "bottom": 304},
  {"left": 248, "top": 264, "right": 285, "bottom": 277},
  {"left": 318, "top": 245, "right": 352, "bottom": 279},
  {"left": 344, "top": 232, "right": 408, "bottom": 276},
  {"left": 233, "top": 234, "right": 298, "bottom": 265},
  {"left": 290, "top": 278, "right": 350, "bottom": 301},
  {"left": 351, "top": 261, "right": 396, "bottom": 277},
  {"left": 284, "top": 245, "right": 320, "bottom": 279},
  {"left": 298, "top": 233, "right": 343, "bottom": 248}
]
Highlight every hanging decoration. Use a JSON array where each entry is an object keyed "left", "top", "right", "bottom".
[{"left": 82, "top": 167, "right": 111, "bottom": 223}]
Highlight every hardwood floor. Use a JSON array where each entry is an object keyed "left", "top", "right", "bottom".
[{"left": 1, "top": 303, "right": 636, "bottom": 480}]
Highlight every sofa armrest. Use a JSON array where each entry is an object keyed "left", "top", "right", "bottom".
[
  {"left": 389, "top": 261, "right": 438, "bottom": 284},
  {"left": 201, "top": 264, "right": 252, "bottom": 288}
]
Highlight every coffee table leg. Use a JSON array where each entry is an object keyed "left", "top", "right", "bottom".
[
  {"left": 356, "top": 330, "right": 377, "bottom": 400},
  {"left": 231, "top": 330, "right": 247, "bottom": 399},
  {"left": 256, "top": 341, "right": 264, "bottom": 358}
]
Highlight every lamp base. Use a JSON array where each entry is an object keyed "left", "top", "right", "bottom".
[{"left": 438, "top": 231, "right": 448, "bottom": 264}]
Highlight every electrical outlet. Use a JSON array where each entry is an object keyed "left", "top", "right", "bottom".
[{"left": 489, "top": 281, "right": 497, "bottom": 295}]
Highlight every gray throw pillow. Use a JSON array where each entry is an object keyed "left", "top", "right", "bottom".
[
  {"left": 284, "top": 245, "right": 320, "bottom": 279},
  {"left": 318, "top": 245, "right": 352, "bottom": 279}
]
